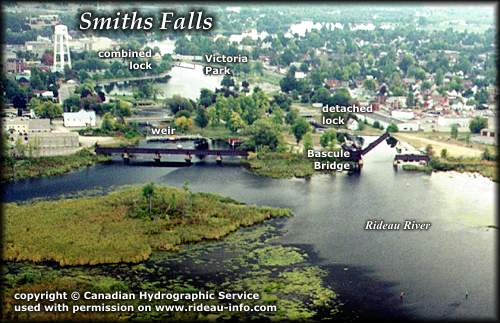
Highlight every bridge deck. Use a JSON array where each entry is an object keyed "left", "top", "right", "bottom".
[
  {"left": 394, "top": 154, "right": 430, "bottom": 162},
  {"left": 362, "top": 132, "right": 390, "bottom": 155},
  {"left": 95, "top": 146, "right": 248, "bottom": 157}
]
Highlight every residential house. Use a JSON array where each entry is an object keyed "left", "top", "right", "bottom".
[{"left": 63, "top": 109, "right": 96, "bottom": 127}]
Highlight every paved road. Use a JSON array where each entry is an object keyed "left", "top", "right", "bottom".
[{"left": 58, "top": 82, "right": 76, "bottom": 104}]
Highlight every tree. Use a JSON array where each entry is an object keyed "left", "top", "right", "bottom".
[
  {"left": 174, "top": 116, "right": 193, "bottom": 132},
  {"left": 136, "top": 82, "right": 159, "bottom": 100},
  {"left": 435, "top": 69, "right": 444, "bottom": 86},
  {"left": 280, "top": 49, "right": 295, "bottom": 66},
  {"left": 273, "top": 93, "right": 291, "bottom": 110},
  {"left": 246, "top": 118, "right": 281, "bottom": 151},
  {"left": 363, "top": 79, "right": 376, "bottom": 91},
  {"left": 482, "top": 147, "right": 494, "bottom": 161},
  {"left": 469, "top": 117, "right": 487, "bottom": 134},
  {"left": 63, "top": 95, "right": 81, "bottom": 112},
  {"left": 194, "top": 108, "right": 209, "bottom": 128},
  {"left": 300, "top": 61, "right": 309, "bottom": 73},
  {"left": 279, "top": 71, "right": 298, "bottom": 93},
  {"left": 421, "top": 81, "right": 432, "bottom": 91},
  {"left": 240, "top": 96, "right": 259, "bottom": 125},
  {"left": 320, "top": 129, "right": 337, "bottom": 148},
  {"left": 114, "top": 100, "right": 131, "bottom": 123},
  {"left": 165, "top": 95, "right": 194, "bottom": 114},
  {"left": 142, "top": 183, "right": 155, "bottom": 216},
  {"left": 207, "top": 106, "right": 220, "bottom": 126},
  {"left": 271, "top": 106, "right": 284, "bottom": 126},
  {"left": 413, "top": 67, "right": 426, "bottom": 80},
  {"left": 77, "top": 70, "right": 90, "bottom": 82},
  {"left": 406, "top": 89, "right": 415, "bottom": 108},
  {"left": 252, "top": 90, "right": 270, "bottom": 111},
  {"left": 475, "top": 88, "right": 489, "bottom": 105},
  {"left": 12, "top": 93, "right": 28, "bottom": 111},
  {"left": 311, "top": 87, "right": 331, "bottom": 104},
  {"left": 227, "top": 111, "right": 245, "bottom": 133},
  {"left": 199, "top": 88, "right": 215, "bottom": 107},
  {"left": 221, "top": 75, "right": 235, "bottom": 88},
  {"left": 448, "top": 80, "right": 462, "bottom": 93},
  {"left": 450, "top": 124, "right": 458, "bottom": 139},
  {"left": 241, "top": 80, "right": 250, "bottom": 93},
  {"left": 78, "top": 81, "right": 95, "bottom": 98},
  {"left": 399, "top": 54, "right": 415, "bottom": 74},
  {"left": 329, "top": 88, "right": 351, "bottom": 106},
  {"left": 425, "top": 144, "right": 435, "bottom": 158},
  {"left": 3, "top": 76, "right": 23, "bottom": 101},
  {"left": 34, "top": 101, "right": 63, "bottom": 120},
  {"left": 303, "top": 132, "right": 313, "bottom": 152},
  {"left": 285, "top": 108, "right": 298, "bottom": 125},
  {"left": 292, "top": 118, "right": 311, "bottom": 144},
  {"left": 440, "top": 149, "right": 448, "bottom": 159},
  {"left": 101, "top": 113, "right": 114, "bottom": 132},
  {"left": 387, "top": 123, "right": 399, "bottom": 133}
]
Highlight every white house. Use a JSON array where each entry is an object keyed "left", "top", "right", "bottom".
[
  {"left": 391, "top": 110, "right": 414, "bottom": 120},
  {"left": 397, "top": 121, "right": 421, "bottom": 132},
  {"left": 347, "top": 118, "right": 359, "bottom": 131},
  {"left": 355, "top": 111, "right": 420, "bottom": 132},
  {"left": 63, "top": 110, "right": 96, "bottom": 127},
  {"left": 437, "top": 116, "right": 470, "bottom": 128},
  {"left": 295, "top": 71, "right": 306, "bottom": 79},
  {"left": 33, "top": 90, "right": 55, "bottom": 100}
]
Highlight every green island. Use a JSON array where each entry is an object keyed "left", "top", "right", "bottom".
[
  {"left": 4, "top": 184, "right": 291, "bottom": 265},
  {"left": 242, "top": 151, "right": 315, "bottom": 179}
]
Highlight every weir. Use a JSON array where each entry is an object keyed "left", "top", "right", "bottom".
[{"left": 95, "top": 145, "right": 248, "bottom": 164}]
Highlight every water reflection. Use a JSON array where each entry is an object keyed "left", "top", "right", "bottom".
[{"left": 103, "top": 65, "right": 222, "bottom": 100}]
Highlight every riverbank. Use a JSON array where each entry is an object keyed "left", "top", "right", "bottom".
[
  {"left": 4, "top": 185, "right": 291, "bottom": 265},
  {"left": 394, "top": 132, "right": 484, "bottom": 158},
  {"left": 394, "top": 135, "right": 497, "bottom": 181},
  {"left": 1, "top": 149, "right": 110, "bottom": 183},
  {"left": 429, "top": 156, "right": 497, "bottom": 181},
  {"left": 400, "top": 155, "right": 497, "bottom": 181}
]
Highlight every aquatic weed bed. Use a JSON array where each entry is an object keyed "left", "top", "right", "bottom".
[{"left": 2, "top": 219, "right": 341, "bottom": 321}]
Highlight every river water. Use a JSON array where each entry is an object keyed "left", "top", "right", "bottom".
[
  {"left": 105, "top": 65, "right": 222, "bottom": 100},
  {"left": 4, "top": 137, "right": 496, "bottom": 320}
]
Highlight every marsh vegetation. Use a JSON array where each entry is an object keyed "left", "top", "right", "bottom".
[{"left": 4, "top": 184, "right": 291, "bottom": 266}]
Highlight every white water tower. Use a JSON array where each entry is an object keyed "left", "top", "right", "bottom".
[{"left": 52, "top": 24, "right": 71, "bottom": 73}]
